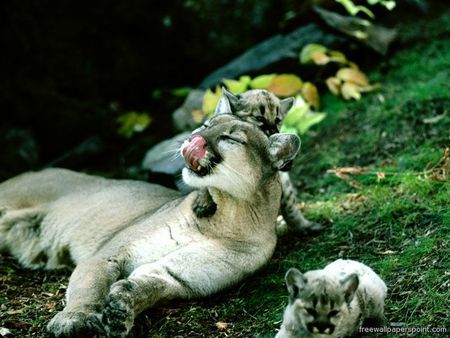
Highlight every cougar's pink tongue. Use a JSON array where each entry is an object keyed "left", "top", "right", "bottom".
[{"left": 182, "top": 135, "right": 207, "bottom": 171}]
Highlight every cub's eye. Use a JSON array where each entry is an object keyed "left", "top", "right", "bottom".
[
  {"left": 328, "top": 310, "right": 339, "bottom": 318},
  {"left": 219, "top": 134, "right": 246, "bottom": 144},
  {"left": 306, "top": 308, "right": 317, "bottom": 316},
  {"left": 256, "top": 116, "right": 266, "bottom": 122}
]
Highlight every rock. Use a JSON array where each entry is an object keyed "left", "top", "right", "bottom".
[
  {"left": 172, "top": 89, "right": 205, "bottom": 132},
  {"left": 142, "top": 132, "right": 191, "bottom": 175},
  {"left": 199, "top": 23, "right": 345, "bottom": 89}
]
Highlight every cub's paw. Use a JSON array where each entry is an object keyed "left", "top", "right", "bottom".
[
  {"left": 47, "top": 310, "right": 103, "bottom": 337},
  {"left": 192, "top": 193, "right": 217, "bottom": 218},
  {"left": 102, "top": 280, "right": 135, "bottom": 338}
]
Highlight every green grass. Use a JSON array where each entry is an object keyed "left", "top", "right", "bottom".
[
  {"left": 1, "top": 9, "right": 449, "bottom": 338},
  {"left": 140, "top": 10, "right": 450, "bottom": 337}
]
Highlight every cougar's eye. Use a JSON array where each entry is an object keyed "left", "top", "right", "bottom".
[
  {"left": 328, "top": 310, "right": 339, "bottom": 318},
  {"left": 256, "top": 116, "right": 265, "bottom": 122},
  {"left": 306, "top": 308, "right": 317, "bottom": 316},
  {"left": 219, "top": 134, "right": 246, "bottom": 144}
]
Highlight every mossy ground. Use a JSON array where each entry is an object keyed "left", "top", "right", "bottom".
[{"left": 1, "top": 10, "right": 449, "bottom": 338}]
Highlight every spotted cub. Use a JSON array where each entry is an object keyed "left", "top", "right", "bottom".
[{"left": 276, "top": 259, "right": 387, "bottom": 338}]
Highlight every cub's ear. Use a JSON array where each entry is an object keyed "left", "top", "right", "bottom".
[
  {"left": 268, "top": 133, "right": 301, "bottom": 170},
  {"left": 341, "top": 273, "right": 359, "bottom": 303},
  {"left": 285, "top": 268, "right": 306, "bottom": 299},
  {"left": 280, "top": 97, "right": 294, "bottom": 118},
  {"left": 215, "top": 87, "right": 240, "bottom": 115}
]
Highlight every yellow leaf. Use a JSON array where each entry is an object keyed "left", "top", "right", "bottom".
[
  {"left": 202, "top": 86, "right": 222, "bottom": 115},
  {"left": 215, "top": 322, "right": 228, "bottom": 330},
  {"left": 223, "top": 78, "right": 248, "bottom": 94},
  {"left": 249, "top": 74, "right": 276, "bottom": 89},
  {"left": 267, "top": 74, "right": 303, "bottom": 97},
  {"left": 301, "top": 82, "right": 320, "bottom": 110},
  {"left": 328, "top": 50, "right": 347, "bottom": 63},
  {"left": 341, "top": 82, "right": 362, "bottom": 100},
  {"left": 326, "top": 77, "right": 341, "bottom": 95},
  {"left": 300, "top": 43, "right": 328, "bottom": 64},
  {"left": 311, "top": 51, "right": 330, "bottom": 65},
  {"left": 336, "top": 68, "right": 369, "bottom": 86},
  {"left": 191, "top": 109, "right": 205, "bottom": 124}
]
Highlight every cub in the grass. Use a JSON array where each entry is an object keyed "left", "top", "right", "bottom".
[
  {"left": 276, "top": 259, "right": 387, "bottom": 338},
  {"left": 193, "top": 88, "right": 322, "bottom": 234}
]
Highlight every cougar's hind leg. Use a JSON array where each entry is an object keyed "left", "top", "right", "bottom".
[
  {"left": 0, "top": 207, "right": 48, "bottom": 269},
  {"left": 279, "top": 172, "right": 323, "bottom": 234}
]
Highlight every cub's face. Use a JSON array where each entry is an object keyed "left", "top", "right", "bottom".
[
  {"left": 285, "top": 269, "right": 359, "bottom": 336},
  {"left": 217, "top": 89, "right": 294, "bottom": 135},
  {"left": 181, "top": 114, "right": 300, "bottom": 200}
]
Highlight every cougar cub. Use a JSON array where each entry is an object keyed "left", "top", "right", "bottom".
[
  {"left": 277, "top": 259, "right": 387, "bottom": 338},
  {"left": 192, "top": 88, "right": 321, "bottom": 233}
]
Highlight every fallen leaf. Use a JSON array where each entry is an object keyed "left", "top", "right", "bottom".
[
  {"left": 299, "top": 43, "right": 328, "bottom": 64},
  {"left": 336, "top": 67, "right": 369, "bottom": 86},
  {"left": 267, "top": 74, "right": 303, "bottom": 97},
  {"left": 328, "top": 50, "right": 347, "bottom": 63},
  {"left": 301, "top": 82, "right": 320, "bottom": 109},
  {"left": 341, "top": 82, "right": 362, "bottom": 100},
  {"left": 311, "top": 51, "right": 330, "bottom": 65},
  {"left": 249, "top": 74, "right": 276, "bottom": 89},
  {"left": 215, "top": 322, "right": 228, "bottom": 330},
  {"left": 326, "top": 77, "right": 341, "bottom": 95},
  {"left": 202, "top": 86, "right": 222, "bottom": 115},
  {"left": 376, "top": 172, "right": 386, "bottom": 182},
  {"left": 0, "top": 328, "right": 12, "bottom": 336},
  {"left": 222, "top": 78, "right": 247, "bottom": 94}
]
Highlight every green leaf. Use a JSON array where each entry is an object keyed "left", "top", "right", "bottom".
[
  {"left": 171, "top": 86, "right": 192, "bottom": 97},
  {"left": 223, "top": 78, "right": 248, "bottom": 94},
  {"left": 249, "top": 74, "right": 276, "bottom": 89},
  {"left": 335, "top": 0, "right": 375, "bottom": 18},
  {"left": 300, "top": 44, "right": 328, "bottom": 64},
  {"left": 117, "top": 112, "right": 152, "bottom": 138},
  {"left": 267, "top": 74, "right": 303, "bottom": 97},
  {"left": 281, "top": 95, "right": 326, "bottom": 135}
]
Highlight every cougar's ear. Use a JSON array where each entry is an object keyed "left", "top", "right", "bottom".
[
  {"left": 341, "top": 273, "right": 359, "bottom": 303},
  {"left": 280, "top": 97, "right": 294, "bottom": 118},
  {"left": 268, "top": 133, "right": 301, "bottom": 170},
  {"left": 285, "top": 268, "right": 306, "bottom": 299},
  {"left": 215, "top": 87, "right": 240, "bottom": 115}
]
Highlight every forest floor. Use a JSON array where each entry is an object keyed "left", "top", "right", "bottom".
[{"left": 1, "top": 9, "right": 449, "bottom": 338}]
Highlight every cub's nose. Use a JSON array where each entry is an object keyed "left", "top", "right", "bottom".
[{"left": 307, "top": 322, "right": 335, "bottom": 334}]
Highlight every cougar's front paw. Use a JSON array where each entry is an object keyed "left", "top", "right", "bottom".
[
  {"left": 102, "top": 280, "right": 135, "bottom": 338},
  {"left": 192, "top": 193, "right": 217, "bottom": 218},
  {"left": 47, "top": 310, "right": 103, "bottom": 337}
]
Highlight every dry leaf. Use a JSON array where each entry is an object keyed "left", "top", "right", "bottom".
[
  {"left": 326, "top": 77, "right": 341, "bottom": 95},
  {"left": 191, "top": 109, "right": 205, "bottom": 124},
  {"left": 341, "top": 82, "right": 362, "bottom": 100},
  {"left": 337, "top": 68, "right": 369, "bottom": 86},
  {"left": 267, "top": 74, "right": 303, "bottom": 97},
  {"left": 311, "top": 51, "right": 330, "bottom": 65},
  {"left": 215, "top": 322, "right": 229, "bottom": 330},
  {"left": 376, "top": 172, "right": 386, "bottom": 182},
  {"left": 301, "top": 82, "right": 320, "bottom": 110}
]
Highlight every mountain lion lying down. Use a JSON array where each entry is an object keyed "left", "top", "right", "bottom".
[
  {"left": 0, "top": 114, "right": 300, "bottom": 337},
  {"left": 276, "top": 259, "right": 387, "bottom": 338}
]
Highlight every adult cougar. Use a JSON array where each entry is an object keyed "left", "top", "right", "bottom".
[
  {"left": 0, "top": 114, "right": 300, "bottom": 337},
  {"left": 192, "top": 88, "right": 322, "bottom": 234},
  {"left": 276, "top": 259, "right": 387, "bottom": 338}
]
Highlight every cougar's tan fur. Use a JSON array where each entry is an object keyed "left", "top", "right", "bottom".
[{"left": 0, "top": 114, "right": 300, "bottom": 337}]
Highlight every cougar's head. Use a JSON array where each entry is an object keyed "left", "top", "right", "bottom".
[
  {"left": 284, "top": 268, "right": 359, "bottom": 335},
  {"left": 181, "top": 114, "right": 300, "bottom": 200}
]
